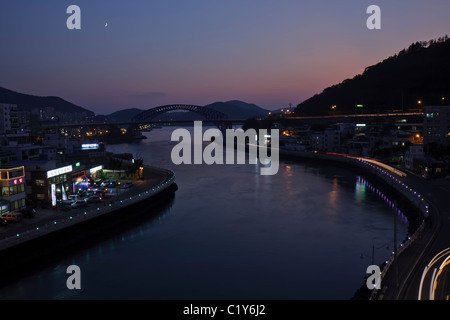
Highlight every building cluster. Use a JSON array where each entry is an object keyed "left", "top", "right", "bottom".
[
  {"left": 278, "top": 106, "right": 450, "bottom": 178},
  {"left": 0, "top": 103, "right": 110, "bottom": 215}
]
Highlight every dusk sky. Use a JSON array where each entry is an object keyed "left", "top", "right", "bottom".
[{"left": 1, "top": 0, "right": 450, "bottom": 115}]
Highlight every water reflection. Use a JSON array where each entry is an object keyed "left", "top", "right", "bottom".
[
  {"left": 0, "top": 196, "right": 176, "bottom": 300},
  {"left": 0, "top": 127, "right": 409, "bottom": 300},
  {"left": 328, "top": 177, "right": 339, "bottom": 213},
  {"left": 356, "top": 176, "right": 408, "bottom": 224}
]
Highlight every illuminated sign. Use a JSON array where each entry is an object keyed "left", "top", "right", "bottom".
[
  {"left": 11, "top": 178, "right": 23, "bottom": 185},
  {"left": 81, "top": 144, "right": 99, "bottom": 150},
  {"left": 12, "top": 178, "right": 23, "bottom": 184},
  {"left": 356, "top": 124, "right": 367, "bottom": 127},
  {"left": 47, "top": 165, "right": 73, "bottom": 178},
  {"left": 62, "top": 187, "right": 67, "bottom": 201},
  {"left": 76, "top": 162, "right": 81, "bottom": 167},
  {"left": 89, "top": 166, "right": 103, "bottom": 174},
  {"left": 357, "top": 105, "right": 364, "bottom": 108},
  {"left": 51, "top": 184, "right": 56, "bottom": 207}
]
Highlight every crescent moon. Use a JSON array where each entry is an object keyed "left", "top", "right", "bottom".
[{"left": 105, "top": 22, "right": 108, "bottom": 27}]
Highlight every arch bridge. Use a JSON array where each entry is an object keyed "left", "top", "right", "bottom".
[{"left": 131, "top": 104, "right": 232, "bottom": 131}]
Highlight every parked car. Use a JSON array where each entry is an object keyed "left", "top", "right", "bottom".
[
  {"left": 68, "top": 195, "right": 79, "bottom": 202},
  {"left": 85, "top": 190, "right": 95, "bottom": 197},
  {"left": 1, "top": 212, "right": 22, "bottom": 223},
  {"left": 100, "top": 180, "right": 111, "bottom": 187},
  {"left": 122, "top": 182, "right": 134, "bottom": 189},
  {"left": 0, "top": 217, "right": 8, "bottom": 227},
  {"left": 93, "top": 190, "right": 105, "bottom": 197},
  {"left": 71, "top": 200, "right": 87, "bottom": 208},
  {"left": 86, "top": 196, "right": 102, "bottom": 203},
  {"left": 77, "top": 190, "right": 87, "bottom": 197},
  {"left": 19, "top": 207, "right": 36, "bottom": 218}
]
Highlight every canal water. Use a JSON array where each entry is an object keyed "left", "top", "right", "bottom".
[{"left": 0, "top": 127, "right": 408, "bottom": 300}]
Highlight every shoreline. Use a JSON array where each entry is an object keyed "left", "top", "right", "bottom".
[
  {"left": 0, "top": 164, "right": 178, "bottom": 286},
  {"left": 277, "top": 149, "right": 431, "bottom": 300}
]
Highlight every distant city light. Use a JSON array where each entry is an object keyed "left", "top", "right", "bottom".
[{"left": 81, "top": 143, "right": 99, "bottom": 150}]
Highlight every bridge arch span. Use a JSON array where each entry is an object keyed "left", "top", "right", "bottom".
[{"left": 131, "top": 104, "right": 228, "bottom": 123}]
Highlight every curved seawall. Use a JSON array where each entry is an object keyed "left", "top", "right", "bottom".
[{"left": 279, "top": 149, "right": 431, "bottom": 299}]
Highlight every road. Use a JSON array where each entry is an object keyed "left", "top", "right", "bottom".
[{"left": 380, "top": 173, "right": 450, "bottom": 300}]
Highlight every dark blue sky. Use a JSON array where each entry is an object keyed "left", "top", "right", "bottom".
[{"left": 1, "top": 1, "right": 450, "bottom": 114}]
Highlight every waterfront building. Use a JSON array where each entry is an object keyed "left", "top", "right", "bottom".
[
  {"left": 310, "top": 132, "right": 325, "bottom": 152},
  {"left": 7, "top": 160, "right": 105, "bottom": 207},
  {"left": 348, "top": 134, "right": 370, "bottom": 156},
  {"left": 423, "top": 105, "right": 450, "bottom": 146},
  {"left": 7, "top": 160, "right": 57, "bottom": 207},
  {"left": 0, "top": 166, "right": 26, "bottom": 213},
  {"left": 405, "top": 145, "right": 424, "bottom": 170},
  {"left": 324, "top": 127, "right": 341, "bottom": 153}
]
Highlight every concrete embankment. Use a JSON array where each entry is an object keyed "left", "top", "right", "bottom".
[
  {"left": 0, "top": 165, "right": 177, "bottom": 281},
  {"left": 278, "top": 149, "right": 430, "bottom": 300}
]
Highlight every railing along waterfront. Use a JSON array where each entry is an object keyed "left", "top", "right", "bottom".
[
  {"left": 0, "top": 166, "right": 175, "bottom": 252},
  {"left": 279, "top": 149, "right": 430, "bottom": 300}
]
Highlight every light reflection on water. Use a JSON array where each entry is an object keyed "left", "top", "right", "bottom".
[{"left": 0, "top": 127, "right": 408, "bottom": 300}]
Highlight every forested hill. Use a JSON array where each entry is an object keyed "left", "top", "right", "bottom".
[
  {"left": 294, "top": 36, "right": 450, "bottom": 116},
  {"left": 0, "top": 86, "right": 94, "bottom": 116}
]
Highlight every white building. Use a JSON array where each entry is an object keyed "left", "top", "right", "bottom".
[
  {"left": 310, "top": 132, "right": 325, "bottom": 151},
  {"left": 405, "top": 145, "right": 424, "bottom": 170},
  {"left": 424, "top": 106, "right": 450, "bottom": 146},
  {"left": 0, "top": 103, "right": 19, "bottom": 135},
  {"left": 324, "top": 128, "right": 341, "bottom": 153}
]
